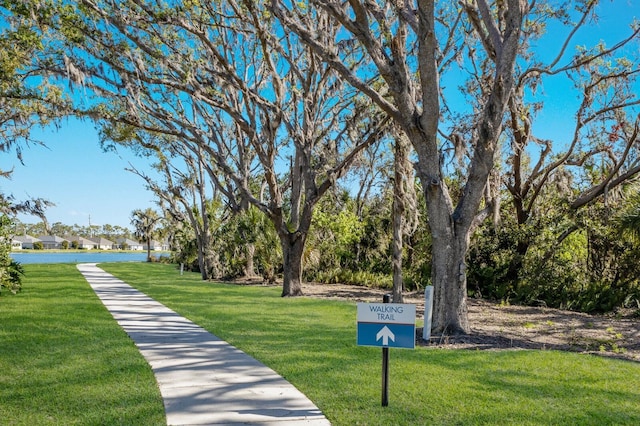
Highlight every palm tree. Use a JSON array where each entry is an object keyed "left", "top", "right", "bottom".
[
  {"left": 618, "top": 206, "right": 640, "bottom": 243},
  {"left": 131, "top": 208, "right": 161, "bottom": 262},
  {"left": 614, "top": 186, "right": 640, "bottom": 244}
]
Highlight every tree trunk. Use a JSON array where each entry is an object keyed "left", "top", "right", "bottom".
[
  {"left": 391, "top": 136, "right": 407, "bottom": 303},
  {"left": 146, "top": 237, "right": 152, "bottom": 262},
  {"left": 192, "top": 224, "right": 221, "bottom": 281},
  {"left": 391, "top": 207, "right": 404, "bottom": 303},
  {"left": 279, "top": 231, "right": 305, "bottom": 297},
  {"left": 203, "top": 247, "right": 220, "bottom": 281},
  {"left": 197, "top": 247, "right": 207, "bottom": 280},
  {"left": 244, "top": 243, "right": 256, "bottom": 278},
  {"left": 430, "top": 230, "right": 470, "bottom": 334},
  {"left": 195, "top": 232, "right": 207, "bottom": 280}
]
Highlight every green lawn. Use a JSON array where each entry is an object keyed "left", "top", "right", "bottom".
[
  {"left": 0, "top": 264, "right": 165, "bottom": 425},
  {"left": 3, "top": 262, "right": 640, "bottom": 425},
  {"left": 101, "top": 262, "right": 640, "bottom": 426}
]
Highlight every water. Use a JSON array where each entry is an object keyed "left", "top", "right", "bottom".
[{"left": 10, "top": 251, "right": 154, "bottom": 264}]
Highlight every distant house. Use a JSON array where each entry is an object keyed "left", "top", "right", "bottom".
[
  {"left": 14, "top": 234, "right": 41, "bottom": 249},
  {"left": 64, "top": 235, "right": 96, "bottom": 250},
  {"left": 90, "top": 237, "right": 114, "bottom": 250},
  {"left": 144, "top": 239, "right": 169, "bottom": 251},
  {"left": 38, "top": 235, "right": 69, "bottom": 250},
  {"left": 115, "top": 238, "right": 143, "bottom": 251},
  {"left": 10, "top": 237, "right": 23, "bottom": 250}
]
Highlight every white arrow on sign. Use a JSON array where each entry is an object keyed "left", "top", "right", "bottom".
[{"left": 376, "top": 326, "right": 395, "bottom": 346}]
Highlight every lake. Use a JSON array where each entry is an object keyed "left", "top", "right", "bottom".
[{"left": 10, "top": 251, "right": 155, "bottom": 264}]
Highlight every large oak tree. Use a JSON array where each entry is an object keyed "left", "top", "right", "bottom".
[
  {"left": 488, "top": 2, "right": 640, "bottom": 290},
  {"left": 271, "top": 0, "right": 525, "bottom": 333},
  {"left": 271, "top": 0, "right": 640, "bottom": 334},
  {"left": 18, "top": 0, "right": 389, "bottom": 296}
]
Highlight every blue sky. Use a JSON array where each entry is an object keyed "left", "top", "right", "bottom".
[
  {"left": 3, "top": 1, "right": 638, "bottom": 231},
  {"left": 3, "top": 118, "right": 158, "bottom": 229}
]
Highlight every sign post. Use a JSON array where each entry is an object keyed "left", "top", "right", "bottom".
[
  {"left": 357, "top": 295, "right": 416, "bottom": 406},
  {"left": 381, "top": 294, "right": 390, "bottom": 407},
  {"left": 423, "top": 285, "right": 434, "bottom": 341}
]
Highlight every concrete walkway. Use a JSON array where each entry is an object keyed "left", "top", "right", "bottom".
[{"left": 77, "top": 263, "right": 330, "bottom": 426}]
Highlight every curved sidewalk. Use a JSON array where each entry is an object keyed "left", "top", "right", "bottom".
[{"left": 77, "top": 263, "right": 330, "bottom": 426}]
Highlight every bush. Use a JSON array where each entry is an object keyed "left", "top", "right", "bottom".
[
  {"left": 309, "top": 268, "right": 393, "bottom": 289},
  {"left": 1, "top": 215, "right": 24, "bottom": 294},
  {"left": 2, "top": 259, "right": 24, "bottom": 294}
]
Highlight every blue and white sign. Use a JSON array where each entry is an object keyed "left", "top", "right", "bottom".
[{"left": 357, "top": 303, "right": 416, "bottom": 349}]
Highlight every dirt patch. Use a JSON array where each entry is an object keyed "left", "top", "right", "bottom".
[{"left": 294, "top": 282, "right": 639, "bottom": 362}]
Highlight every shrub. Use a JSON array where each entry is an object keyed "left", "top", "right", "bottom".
[
  {"left": 1, "top": 259, "right": 24, "bottom": 294},
  {"left": 310, "top": 268, "right": 393, "bottom": 289},
  {"left": 1, "top": 215, "right": 24, "bottom": 294}
]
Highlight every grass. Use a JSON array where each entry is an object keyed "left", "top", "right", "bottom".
[
  {"left": 100, "top": 262, "right": 640, "bottom": 426},
  {"left": 0, "top": 264, "right": 165, "bottom": 425},
  {"left": 3, "top": 262, "right": 640, "bottom": 425}
]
